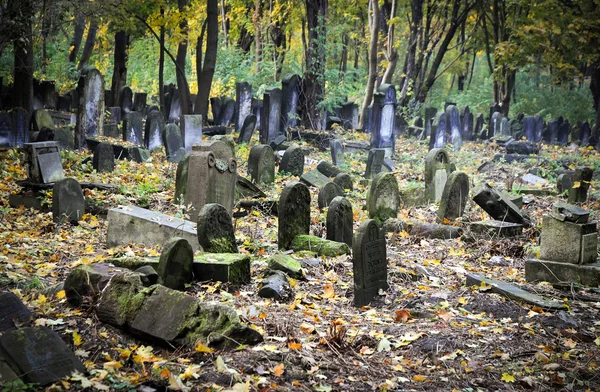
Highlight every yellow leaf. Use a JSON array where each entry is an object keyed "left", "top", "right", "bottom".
[
  {"left": 323, "top": 285, "right": 335, "bottom": 298},
  {"left": 56, "top": 290, "right": 66, "bottom": 300},
  {"left": 72, "top": 331, "right": 83, "bottom": 346},
  {"left": 413, "top": 375, "right": 427, "bottom": 381},
  {"left": 103, "top": 361, "right": 122, "bottom": 371},
  {"left": 572, "top": 181, "right": 581, "bottom": 188},
  {"left": 195, "top": 342, "right": 215, "bottom": 353},
  {"left": 478, "top": 281, "right": 492, "bottom": 292},
  {"left": 501, "top": 373, "right": 515, "bottom": 383},
  {"left": 287, "top": 342, "right": 302, "bottom": 350},
  {"left": 563, "top": 338, "right": 577, "bottom": 349},
  {"left": 458, "top": 297, "right": 468, "bottom": 305},
  {"left": 273, "top": 363, "right": 285, "bottom": 377}
]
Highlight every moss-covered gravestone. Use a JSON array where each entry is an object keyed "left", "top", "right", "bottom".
[
  {"left": 366, "top": 172, "right": 400, "bottom": 224},
  {"left": 334, "top": 172, "right": 353, "bottom": 191},
  {"left": 52, "top": 178, "right": 85, "bottom": 223},
  {"left": 568, "top": 167, "right": 593, "bottom": 203},
  {"left": 197, "top": 203, "right": 238, "bottom": 253},
  {"left": 92, "top": 142, "right": 115, "bottom": 173},
  {"left": 291, "top": 235, "right": 351, "bottom": 256},
  {"left": 278, "top": 182, "right": 310, "bottom": 250},
  {"left": 32, "top": 109, "right": 56, "bottom": 134},
  {"left": 318, "top": 182, "right": 343, "bottom": 209},
  {"left": 425, "top": 148, "right": 453, "bottom": 203},
  {"left": 436, "top": 171, "right": 469, "bottom": 223},
  {"left": 174, "top": 152, "right": 190, "bottom": 204},
  {"left": 364, "top": 148, "right": 385, "bottom": 178},
  {"left": 326, "top": 196, "right": 353, "bottom": 246},
  {"left": 267, "top": 254, "right": 303, "bottom": 279},
  {"left": 157, "top": 237, "right": 194, "bottom": 290},
  {"left": 279, "top": 144, "right": 305, "bottom": 176},
  {"left": 248, "top": 144, "right": 275, "bottom": 185},
  {"left": 353, "top": 219, "right": 388, "bottom": 307}
]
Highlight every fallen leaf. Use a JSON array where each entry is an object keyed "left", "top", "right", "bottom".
[
  {"left": 413, "top": 375, "right": 427, "bottom": 381},
  {"left": 273, "top": 363, "right": 285, "bottom": 377},
  {"left": 195, "top": 342, "right": 215, "bottom": 353},
  {"left": 394, "top": 309, "right": 411, "bottom": 323},
  {"left": 323, "top": 284, "right": 335, "bottom": 299},
  {"left": 501, "top": 373, "right": 515, "bottom": 383}
]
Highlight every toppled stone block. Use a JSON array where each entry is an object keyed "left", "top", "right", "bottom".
[
  {"left": 469, "top": 220, "right": 523, "bottom": 238},
  {"left": 258, "top": 271, "right": 294, "bottom": 301},
  {"left": 192, "top": 253, "right": 251, "bottom": 284},
  {"left": 472, "top": 183, "right": 531, "bottom": 227},
  {"left": 526, "top": 259, "right": 600, "bottom": 286},
  {"left": 96, "top": 272, "right": 147, "bottom": 327},
  {"left": 267, "top": 254, "right": 304, "bottom": 279},
  {"left": 64, "top": 263, "right": 131, "bottom": 306},
  {"left": 382, "top": 219, "right": 462, "bottom": 239},
  {"left": 291, "top": 235, "right": 351, "bottom": 257},
  {"left": 539, "top": 215, "right": 597, "bottom": 265}
]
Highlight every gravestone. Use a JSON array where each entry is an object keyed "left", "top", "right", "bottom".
[
  {"left": 217, "top": 98, "right": 235, "bottom": 126},
  {"left": 534, "top": 115, "right": 544, "bottom": 142},
  {"left": 432, "top": 112, "right": 447, "bottom": 149},
  {"left": 251, "top": 99, "right": 262, "bottom": 130},
  {"left": 317, "top": 182, "right": 343, "bottom": 209},
  {"left": 57, "top": 95, "right": 72, "bottom": 112},
  {"left": 424, "top": 148, "right": 453, "bottom": 203},
  {"left": 133, "top": 92, "right": 147, "bottom": 113},
  {"left": 186, "top": 140, "right": 237, "bottom": 222},
  {"left": 181, "top": 114, "right": 203, "bottom": 151},
  {"left": 581, "top": 121, "right": 591, "bottom": 146},
  {"left": 168, "top": 92, "right": 181, "bottom": 123},
  {"left": 546, "top": 120, "right": 559, "bottom": 144},
  {"left": 317, "top": 160, "right": 343, "bottom": 178},
  {"left": 281, "top": 74, "right": 301, "bottom": 133},
  {"left": 461, "top": 107, "right": 474, "bottom": 141},
  {"left": 366, "top": 172, "right": 400, "bottom": 223},
  {"left": 326, "top": 196, "right": 353, "bottom": 246},
  {"left": 522, "top": 116, "right": 535, "bottom": 142},
  {"left": 24, "top": 141, "right": 64, "bottom": 183},
  {"left": 52, "top": 178, "right": 85, "bottom": 223},
  {"left": 12, "top": 108, "right": 33, "bottom": 147},
  {"left": 300, "top": 170, "right": 331, "bottom": 188},
  {"left": 278, "top": 182, "right": 310, "bottom": 250},
  {"left": 157, "top": 237, "right": 194, "bottom": 290},
  {"left": 474, "top": 114, "right": 484, "bottom": 139},
  {"left": 364, "top": 104, "right": 373, "bottom": 132},
  {"left": 237, "top": 114, "right": 257, "bottom": 143},
  {"left": 472, "top": 183, "right": 530, "bottom": 226},
  {"left": 370, "top": 84, "right": 396, "bottom": 156},
  {"left": 74, "top": 68, "right": 104, "bottom": 149},
  {"left": 0, "top": 327, "right": 85, "bottom": 386},
  {"left": 326, "top": 116, "right": 342, "bottom": 130},
  {"left": 330, "top": 139, "right": 345, "bottom": 166},
  {"left": 364, "top": 148, "right": 385, "bottom": 178},
  {"left": 491, "top": 112, "right": 503, "bottom": 137},
  {"left": 260, "top": 88, "right": 282, "bottom": 144},
  {"left": 269, "top": 135, "right": 286, "bottom": 150},
  {"left": 0, "top": 111, "right": 12, "bottom": 147},
  {"left": 424, "top": 107, "right": 437, "bottom": 139},
  {"left": 235, "top": 82, "right": 253, "bottom": 131},
  {"left": 144, "top": 111, "right": 165, "bottom": 151},
  {"left": 162, "top": 123, "right": 186, "bottom": 163},
  {"left": 248, "top": 144, "right": 275, "bottom": 185},
  {"left": 446, "top": 105, "right": 462, "bottom": 151},
  {"left": 93, "top": 142, "right": 115, "bottom": 173},
  {"left": 334, "top": 172, "right": 353, "bottom": 191},
  {"left": 122, "top": 111, "right": 143, "bottom": 145},
  {"left": 557, "top": 120, "right": 570, "bottom": 146},
  {"left": 0, "top": 292, "right": 32, "bottom": 333},
  {"left": 557, "top": 174, "right": 573, "bottom": 195},
  {"left": 32, "top": 109, "right": 56, "bottom": 134},
  {"left": 568, "top": 167, "right": 593, "bottom": 203},
  {"left": 436, "top": 171, "right": 469, "bottom": 223},
  {"left": 353, "top": 219, "right": 388, "bottom": 307},
  {"left": 107, "top": 106, "right": 121, "bottom": 124},
  {"left": 197, "top": 203, "right": 238, "bottom": 253},
  {"left": 340, "top": 102, "right": 359, "bottom": 130},
  {"left": 211, "top": 97, "right": 223, "bottom": 123},
  {"left": 499, "top": 117, "right": 510, "bottom": 137},
  {"left": 119, "top": 86, "right": 133, "bottom": 114},
  {"left": 279, "top": 144, "right": 304, "bottom": 176}
]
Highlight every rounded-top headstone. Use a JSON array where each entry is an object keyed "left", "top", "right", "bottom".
[
  {"left": 52, "top": 178, "right": 85, "bottom": 224},
  {"left": 557, "top": 174, "right": 573, "bottom": 195},
  {"left": 93, "top": 142, "right": 115, "bottom": 173},
  {"left": 157, "top": 237, "right": 193, "bottom": 290},
  {"left": 237, "top": 114, "right": 257, "bottom": 143},
  {"left": 318, "top": 182, "right": 343, "bottom": 209},
  {"left": 197, "top": 203, "right": 238, "bottom": 253},
  {"left": 436, "top": 171, "right": 470, "bottom": 223},
  {"left": 366, "top": 172, "right": 400, "bottom": 224},
  {"left": 33, "top": 109, "right": 55, "bottom": 133},
  {"left": 352, "top": 219, "right": 388, "bottom": 307},
  {"left": 279, "top": 145, "right": 305, "bottom": 176},
  {"left": 424, "top": 147, "right": 452, "bottom": 202},
  {"left": 334, "top": 172, "right": 353, "bottom": 191},
  {"left": 174, "top": 152, "right": 190, "bottom": 204},
  {"left": 326, "top": 196, "right": 353, "bottom": 246},
  {"left": 248, "top": 144, "right": 275, "bottom": 185},
  {"left": 278, "top": 182, "right": 310, "bottom": 250}
]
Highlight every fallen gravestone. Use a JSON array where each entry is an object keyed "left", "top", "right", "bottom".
[
  {"left": 326, "top": 196, "right": 353, "bottom": 246},
  {"left": 52, "top": 178, "right": 85, "bottom": 223},
  {"left": 334, "top": 172, "right": 353, "bottom": 191},
  {"left": 424, "top": 148, "right": 453, "bottom": 203},
  {"left": 301, "top": 170, "right": 331, "bottom": 189},
  {"left": 157, "top": 237, "right": 194, "bottom": 290},
  {"left": 269, "top": 135, "right": 286, "bottom": 150},
  {"left": 64, "top": 263, "right": 130, "bottom": 306},
  {"left": 366, "top": 172, "right": 400, "bottom": 223},
  {"left": 353, "top": 219, "right": 388, "bottom": 307},
  {"left": 505, "top": 140, "right": 538, "bottom": 155},
  {"left": 278, "top": 182, "right": 310, "bottom": 250},
  {"left": 317, "top": 182, "right": 343, "bottom": 209},
  {"left": 92, "top": 142, "right": 115, "bottom": 173},
  {"left": 291, "top": 235, "right": 351, "bottom": 256},
  {"left": 267, "top": 254, "right": 304, "bottom": 279},
  {"left": 24, "top": 141, "right": 64, "bottom": 183},
  {"left": 317, "top": 160, "right": 344, "bottom": 178},
  {"left": 193, "top": 253, "right": 250, "bottom": 283},
  {"left": 248, "top": 144, "right": 275, "bottom": 185},
  {"left": 258, "top": 271, "right": 294, "bottom": 301},
  {"left": 436, "top": 171, "right": 469, "bottom": 223},
  {"left": 383, "top": 219, "right": 462, "bottom": 239},
  {"left": 0, "top": 292, "right": 33, "bottom": 333},
  {"left": 279, "top": 144, "right": 305, "bottom": 176},
  {"left": 472, "top": 183, "right": 530, "bottom": 227},
  {"left": 469, "top": 220, "right": 523, "bottom": 238},
  {"left": 197, "top": 203, "right": 238, "bottom": 253}
]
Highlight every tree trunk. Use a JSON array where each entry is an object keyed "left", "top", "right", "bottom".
[
  {"left": 399, "top": 0, "right": 423, "bottom": 106},
  {"left": 359, "top": 0, "right": 380, "bottom": 129},
  {"left": 253, "top": 0, "right": 263, "bottom": 72},
  {"left": 176, "top": 0, "right": 192, "bottom": 116},
  {"left": 159, "top": 8, "right": 165, "bottom": 115},
  {"left": 40, "top": 0, "right": 51, "bottom": 73},
  {"left": 591, "top": 66, "right": 600, "bottom": 133},
  {"left": 381, "top": 0, "right": 398, "bottom": 84},
  {"left": 68, "top": 13, "right": 85, "bottom": 64},
  {"left": 10, "top": 0, "right": 34, "bottom": 114},
  {"left": 77, "top": 22, "right": 98, "bottom": 70},
  {"left": 195, "top": 0, "right": 218, "bottom": 119},
  {"left": 220, "top": 0, "right": 228, "bottom": 47},
  {"left": 110, "top": 31, "right": 129, "bottom": 107}
]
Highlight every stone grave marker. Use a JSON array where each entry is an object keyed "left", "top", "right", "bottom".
[
  {"left": 340, "top": 102, "right": 359, "bottom": 129},
  {"left": 557, "top": 120, "right": 570, "bottom": 146},
  {"left": 432, "top": 112, "right": 447, "bottom": 149},
  {"left": 474, "top": 113, "right": 484, "bottom": 139},
  {"left": 217, "top": 98, "right": 235, "bottom": 126},
  {"left": 32, "top": 109, "right": 56, "bottom": 134},
  {"left": 0, "top": 292, "right": 33, "bottom": 333},
  {"left": 326, "top": 196, "right": 353, "bottom": 246},
  {"left": 330, "top": 138, "right": 345, "bottom": 166},
  {"left": 144, "top": 110, "right": 165, "bottom": 151},
  {"left": 370, "top": 84, "right": 396, "bottom": 156},
  {"left": 281, "top": 74, "right": 301, "bottom": 133},
  {"left": 168, "top": 92, "right": 181, "bottom": 123},
  {"left": 74, "top": 67, "right": 104, "bottom": 149},
  {"left": 557, "top": 174, "right": 573, "bottom": 195},
  {"left": 581, "top": 121, "right": 591, "bottom": 146},
  {"left": 300, "top": 170, "right": 331, "bottom": 189},
  {"left": 446, "top": 105, "right": 462, "bottom": 151},
  {"left": 197, "top": 203, "right": 238, "bottom": 253},
  {"left": 278, "top": 182, "right": 310, "bottom": 250},
  {"left": 24, "top": 141, "right": 64, "bottom": 183},
  {"left": 269, "top": 135, "right": 286, "bottom": 150},
  {"left": 57, "top": 95, "right": 72, "bottom": 112},
  {"left": 235, "top": 82, "right": 253, "bottom": 131},
  {"left": 162, "top": 123, "right": 186, "bottom": 163},
  {"left": 546, "top": 119, "right": 559, "bottom": 144},
  {"left": 251, "top": 99, "right": 262, "bottom": 129},
  {"left": 279, "top": 144, "right": 305, "bottom": 176},
  {"left": 92, "top": 142, "right": 115, "bottom": 173},
  {"left": 237, "top": 114, "right": 257, "bottom": 143},
  {"left": 181, "top": 114, "right": 203, "bottom": 151},
  {"left": 119, "top": 86, "right": 134, "bottom": 114},
  {"left": 364, "top": 148, "right": 385, "bottom": 178},
  {"left": 210, "top": 96, "right": 222, "bottom": 123},
  {"left": 326, "top": 116, "right": 342, "bottom": 130},
  {"left": 0, "top": 326, "right": 85, "bottom": 386},
  {"left": 133, "top": 92, "right": 147, "bottom": 113},
  {"left": 491, "top": 112, "right": 502, "bottom": 137},
  {"left": 424, "top": 147, "right": 453, "bottom": 203},
  {"left": 352, "top": 219, "right": 388, "bottom": 307},
  {"left": 568, "top": 167, "right": 593, "bottom": 203},
  {"left": 260, "top": 88, "right": 282, "bottom": 144},
  {"left": 318, "top": 182, "right": 343, "bottom": 209},
  {"left": 123, "top": 111, "right": 143, "bottom": 145},
  {"left": 0, "top": 111, "right": 12, "bottom": 147},
  {"left": 436, "top": 171, "right": 469, "bottom": 223},
  {"left": 186, "top": 140, "right": 237, "bottom": 222},
  {"left": 462, "top": 109, "right": 474, "bottom": 141},
  {"left": 12, "top": 108, "right": 29, "bottom": 147},
  {"left": 366, "top": 172, "right": 400, "bottom": 223},
  {"left": 334, "top": 172, "right": 353, "bottom": 191},
  {"left": 248, "top": 144, "right": 275, "bottom": 185},
  {"left": 157, "top": 237, "right": 194, "bottom": 290},
  {"left": 472, "top": 183, "right": 530, "bottom": 226},
  {"left": 52, "top": 178, "right": 85, "bottom": 223},
  {"left": 424, "top": 107, "right": 437, "bottom": 139},
  {"left": 499, "top": 117, "right": 510, "bottom": 137}
]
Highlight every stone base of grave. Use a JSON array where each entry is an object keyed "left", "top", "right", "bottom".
[
  {"left": 526, "top": 259, "right": 600, "bottom": 286},
  {"left": 193, "top": 253, "right": 251, "bottom": 284},
  {"left": 470, "top": 220, "right": 523, "bottom": 238},
  {"left": 291, "top": 235, "right": 351, "bottom": 257},
  {"left": 398, "top": 186, "right": 427, "bottom": 207}
]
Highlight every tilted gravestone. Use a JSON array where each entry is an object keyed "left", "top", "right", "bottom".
[
  {"left": 281, "top": 74, "right": 301, "bottom": 134},
  {"left": 334, "top": 172, "right": 353, "bottom": 191},
  {"left": 32, "top": 109, "right": 56, "bottom": 134},
  {"left": 300, "top": 170, "right": 331, "bottom": 189},
  {"left": 446, "top": 105, "right": 462, "bottom": 151},
  {"left": 432, "top": 112, "right": 447, "bottom": 149},
  {"left": 122, "top": 111, "right": 143, "bottom": 145},
  {"left": 260, "top": 88, "right": 282, "bottom": 144},
  {"left": 157, "top": 237, "right": 194, "bottom": 291},
  {"left": 74, "top": 68, "right": 104, "bottom": 149},
  {"left": 326, "top": 196, "right": 353, "bottom": 246},
  {"left": 181, "top": 114, "right": 203, "bottom": 151},
  {"left": 119, "top": 86, "right": 134, "bottom": 114},
  {"left": 0, "top": 292, "right": 32, "bottom": 333},
  {"left": 197, "top": 203, "right": 238, "bottom": 253},
  {"left": 436, "top": 171, "right": 469, "bottom": 223},
  {"left": 278, "top": 182, "right": 310, "bottom": 251},
  {"left": 317, "top": 182, "right": 343, "bottom": 209},
  {"left": 279, "top": 144, "right": 305, "bottom": 176},
  {"left": 162, "top": 123, "right": 186, "bottom": 163},
  {"left": 568, "top": 167, "right": 593, "bottom": 203},
  {"left": 237, "top": 114, "right": 257, "bottom": 143},
  {"left": 330, "top": 139, "right": 345, "bottom": 166},
  {"left": 217, "top": 98, "right": 235, "bottom": 126},
  {"left": 364, "top": 148, "right": 385, "bottom": 178},
  {"left": 24, "top": 141, "right": 64, "bottom": 183},
  {"left": 424, "top": 148, "right": 453, "bottom": 203},
  {"left": 353, "top": 219, "right": 388, "bottom": 307},
  {"left": 144, "top": 111, "right": 165, "bottom": 151},
  {"left": 366, "top": 172, "right": 400, "bottom": 223},
  {"left": 186, "top": 140, "right": 237, "bottom": 222},
  {"left": 472, "top": 183, "right": 531, "bottom": 226},
  {"left": 235, "top": 82, "right": 253, "bottom": 132},
  {"left": 53, "top": 178, "right": 85, "bottom": 223},
  {"left": 248, "top": 144, "right": 275, "bottom": 185},
  {"left": 93, "top": 142, "right": 115, "bottom": 173}
]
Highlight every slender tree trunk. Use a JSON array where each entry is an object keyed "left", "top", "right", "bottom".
[
  {"left": 77, "top": 22, "right": 98, "bottom": 70},
  {"left": 68, "top": 13, "right": 85, "bottom": 64},
  {"left": 359, "top": 0, "right": 380, "bottom": 129},
  {"left": 381, "top": 0, "right": 398, "bottom": 84},
  {"left": 590, "top": 66, "right": 600, "bottom": 134},
  {"left": 254, "top": 0, "right": 262, "bottom": 72},
  {"left": 176, "top": 0, "right": 192, "bottom": 116},
  {"left": 195, "top": 0, "right": 218, "bottom": 119},
  {"left": 399, "top": 0, "right": 423, "bottom": 106},
  {"left": 220, "top": 0, "right": 228, "bottom": 47},
  {"left": 159, "top": 8, "right": 165, "bottom": 115},
  {"left": 111, "top": 31, "right": 129, "bottom": 106},
  {"left": 40, "top": 0, "right": 51, "bottom": 74},
  {"left": 12, "top": 0, "right": 34, "bottom": 114}
]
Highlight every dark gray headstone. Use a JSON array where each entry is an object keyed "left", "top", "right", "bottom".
[
  {"left": 281, "top": 74, "right": 301, "bottom": 133},
  {"left": 163, "top": 123, "right": 186, "bottom": 163},
  {"left": 144, "top": 110, "right": 165, "bottom": 151},
  {"left": 0, "top": 292, "right": 32, "bottom": 333},
  {"left": 581, "top": 121, "right": 591, "bottom": 146},
  {"left": 300, "top": 170, "right": 331, "bottom": 188},
  {"left": 557, "top": 120, "right": 570, "bottom": 146},
  {"left": 0, "top": 111, "right": 12, "bottom": 147},
  {"left": 424, "top": 107, "right": 437, "bottom": 140},
  {"left": 235, "top": 82, "right": 253, "bottom": 132},
  {"left": 269, "top": 135, "right": 286, "bottom": 150},
  {"left": 197, "top": 203, "right": 238, "bottom": 253},
  {"left": 318, "top": 182, "right": 343, "bottom": 209},
  {"left": 217, "top": 98, "right": 235, "bottom": 126},
  {"left": 432, "top": 112, "right": 447, "bottom": 148},
  {"left": 474, "top": 113, "right": 484, "bottom": 139},
  {"left": 119, "top": 86, "right": 133, "bottom": 114},
  {"left": 157, "top": 237, "right": 193, "bottom": 290},
  {"left": 568, "top": 167, "right": 593, "bottom": 204},
  {"left": 326, "top": 196, "right": 353, "bottom": 246},
  {"left": 353, "top": 219, "right": 388, "bottom": 307},
  {"left": 53, "top": 178, "right": 85, "bottom": 223},
  {"left": 279, "top": 144, "right": 304, "bottom": 176},
  {"left": 13, "top": 108, "right": 30, "bottom": 146},
  {"left": 248, "top": 144, "right": 275, "bottom": 185},
  {"left": 122, "top": 111, "right": 143, "bottom": 145},
  {"left": 334, "top": 172, "right": 353, "bottom": 191},
  {"left": 364, "top": 148, "right": 385, "bottom": 178},
  {"left": 106, "top": 106, "right": 121, "bottom": 124},
  {"left": 546, "top": 119, "right": 559, "bottom": 144},
  {"left": 278, "top": 182, "right": 310, "bottom": 250},
  {"left": 74, "top": 68, "right": 104, "bottom": 149},
  {"left": 340, "top": 102, "right": 359, "bottom": 130},
  {"left": 330, "top": 139, "right": 345, "bottom": 166},
  {"left": 370, "top": 84, "right": 396, "bottom": 156},
  {"left": 93, "top": 142, "right": 115, "bottom": 173},
  {"left": 437, "top": 171, "right": 469, "bottom": 223},
  {"left": 133, "top": 92, "right": 147, "bottom": 113},
  {"left": 260, "top": 88, "right": 282, "bottom": 144},
  {"left": 210, "top": 97, "right": 223, "bottom": 123},
  {"left": 446, "top": 105, "right": 462, "bottom": 151},
  {"left": 237, "top": 114, "right": 257, "bottom": 143},
  {"left": 472, "top": 183, "right": 530, "bottom": 226},
  {"left": 461, "top": 106, "right": 473, "bottom": 141}
]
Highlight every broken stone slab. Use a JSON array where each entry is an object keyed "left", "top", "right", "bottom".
[
  {"left": 300, "top": 169, "right": 332, "bottom": 189},
  {"left": 64, "top": 263, "right": 135, "bottom": 306},
  {"left": 505, "top": 141, "right": 539, "bottom": 155},
  {"left": 469, "top": 220, "right": 523, "bottom": 238},
  {"left": 157, "top": 237, "right": 194, "bottom": 291},
  {"left": 236, "top": 175, "right": 267, "bottom": 199},
  {"left": 0, "top": 292, "right": 33, "bottom": 333},
  {"left": 134, "top": 265, "right": 158, "bottom": 285},
  {"left": 382, "top": 219, "right": 462, "bottom": 239},
  {"left": 291, "top": 235, "right": 351, "bottom": 257},
  {"left": 520, "top": 173, "right": 548, "bottom": 186},
  {"left": 106, "top": 257, "right": 159, "bottom": 270},
  {"left": 106, "top": 205, "right": 201, "bottom": 251},
  {"left": 526, "top": 259, "right": 600, "bottom": 287},
  {"left": 266, "top": 254, "right": 304, "bottom": 279},
  {"left": 316, "top": 160, "right": 344, "bottom": 178},
  {"left": 258, "top": 271, "right": 294, "bottom": 301},
  {"left": 465, "top": 273, "right": 563, "bottom": 310},
  {"left": 0, "top": 326, "right": 86, "bottom": 386},
  {"left": 493, "top": 154, "right": 546, "bottom": 164},
  {"left": 96, "top": 271, "right": 147, "bottom": 327},
  {"left": 192, "top": 253, "right": 251, "bottom": 284},
  {"left": 551, "top": 203, "right": 589, "bottom": 223},
  {"left": 472, "top": 183, "right": 531, "bottom": 227}
]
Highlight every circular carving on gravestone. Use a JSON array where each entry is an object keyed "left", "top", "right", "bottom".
[
  {"left": 278, "top": 182, "right": 310, "bottom": 250},
  {"left": 197, "top": 203, "right": 238, "bottom": 253},
  {"left": 228, "top": 158, "right": 237, "bottom": 173},
  {"left": 279, "top": 145, "right": 305, "bottom": 177},
  {"left": 366, "top": 172, "right": 400, "bottom": 224},
  {"left": 208, "top": 152, "right": 216, "bottom": 167},
  {"left": 157, "top": 237, "right": 193, "bottom": 291},
  {"left": 334, "top": 172, "right": 353, "bottom": 191},
  {"left": 436, "top": 171, "right": 470, "bottom": 223},
  {"left": 326, "top": 196, "right": 353, "bottom": 246},
  {"left": 92, "top": 142, "right": 115, "bottom": 173},
  {"left": 318, "top": 182, "right": 343, "bottom": 209}
]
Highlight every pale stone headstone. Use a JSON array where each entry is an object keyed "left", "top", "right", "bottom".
[
  {"left": 248, "top": 144, "right": 275, "bottom": 185},
  {"left": 446, "top": 105, "right": 462, "bottom": 151},
  {"left": 74, "top": 68, "right": 104, "bottom": 149},
  {"left": 235, "top": 82, "right": 253, "bottom": 132},
  {"left": 278, "top": 182, "right": 310, "bottom": 250},
  {"left": 279, "top": 145, "right": 304, "bottom": 176},
  {"left": 366, "top": 172, "right": 400, "bottom": 223},
  {"left": 210, "top": 96, "right": 222, "bottom": 122},
  {"left": 24, "top": 141, "right": 64, "bottom": 183},
  {"left": 474, "top": 113, "right": 485, "bottom": 139},
  {"left": 370, "top": 84, "right": 396, "bottom": 156},
  {"left": 326, "top": 196, "right": 353, "bottom": 246},
  {"left": 424, "top": 107, "right": 437, "bottom": 141},
  {"left": 197, "top": 203, "right": 238, "bottom": 253},
  {"left": 557, "top": 120, "right": 570, "bottom": 146},
  {"left": 317, "top": 182, "right": 343, "bottom": 209},
  {"left": 144, "top": 110, "right": 165, "bottom": 151},
  {"left": 424, "top": 148, "right": 453, "bottom": 203},
  {"left": 436, "top": 171, "right": 469, "bottom": 223},
  {"left": 330, "top": 139, "right": 344, "bottom": 166},
  {"left": 353, "top": 219, "right": 388, "bottom": 307},
  {"left": 491, "top": 112, "right": 503, "bottom": 137},
  {"left": 181, "top": 114, "right": 203, "bottom": 151},
  {"left": 157, "top": 237, "right": 194, "bottom": 290},
  {"left": 122, "top": 111, "right": 143, "bottom": 145},
  {"left": 93, "top": 142, "right": 115, "bottom": 173},
  {"left": 432, "top": 112, "right": 447, "bottom": 149},
  {"left": 0, "top": 111, "right": 12, "bottom": 147}
]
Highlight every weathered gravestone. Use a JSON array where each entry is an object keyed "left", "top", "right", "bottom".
[
  {"left": 122, "top": 111, "right": 143, "bottom": 145},
  {"left": 568, "top": 167, "right": 593, "bottom": 203},
  {"left": 210, "top": 97, "right": 222, "bottom": 123},
  {"left": 446, "top": 105, "right": 462, "bottom": 151},
  {"left": 364, "top": 148, "right": 385, "bottom": 178},
  {"left": 144, "top": 110, "right": 165, "bottom": 151},
  {"left": 472, "top": 183, "right": 530, "bottom": 226},
  {"left": 0, "top": 111, "right": 12, "bottom": 147},
  {"left": 460, "top": 106, "right": 473, "bottom": 140},
  {"left": 326, "top": 196, "right": 353, "bottom": 246},
  {"left": 557, "top": 120, "right": 570, "bottom": 146},
  {"left": 32, "top": 109, "right": 56, "bottom": 134},
  {"left": 424, "top": 148, "right": 453, "bottom": 203},
  {"left": 278, "top": 182, "right": 310, "bottom": 251},
  {"left": 340, "top": 102, "right": 359, "bottom": 130},
  {"left": 318, "top": 182, "right": 343, "bottom": 209},
  {"left": 580, "top": 121, "right": 591, "bottom": 146},
  {"left": 436, "top": 171, "right": 469, "bottom": 223},
  {"left": 24, "top": 141, "right": 64, "bottom": 183},
  {"left": 269, "top": 134, "right": 286, "bottom": 150},
  {"left": 180, "top": 114, "right": 203, "bottom": 151},
  {"left": 92, "top": 142, "right": 115, "bottom": 173},
  {"left": 0, "top": 327, "right": 85, "bottom": 386},
  {"left": 74, "top": 68, "right": 104, "bottom": 149},
  {"left": 197, "top": 203, "right": 238, "bottom": 253},
  {"left": 217, "top": 98, "right": 235, "bottom": 126},
  {"left": 237, "top": 114, "right": 257, "bottom": 143},
  {"left": 186, "top": 140, "right": 237, "bottom": 222},
  {"left": 235, "top": 82, "right": 253, "bottom": 132},
  {"left": 474, "top": 113, "right": 484, "bottom": 139},
  {"left": 330, "top": 139, "right": 345, "bottom": 166},
  {"left": 260, "top": 88, "right": 282, "bottom": 144},
  {"left": 317, "top": 160, "right": 343, "bottom": 178},
  {"left": 546, "top": 119, "right": 559, "bottom": 144},
  {"left": 52, "top": 178, "right": 85, "bottom": 223},
  {"left": 353, "top": 219, "right": 388, "bottom": 307},
  {"left": 12, "top": 108, "right": 29, "bottom": 147},
  {"left": 301, "top": 170, "right": 331, "bottom": 189},
  {"left": 370, "top": 84, "right": 396, "bottom": 156},
  {"left": 162, "top": 123, "right": 186, "bottom": 163},
  {"left": 133, "top": 92, "right": 147, "bottom": 113},
  {"left": 248, "top": 144, "right": 275, "bottom": 185},
  {"left": 0, "top": 292, "right": 32, "bottom": 333},
  {"left": 424, "top": 107, "right": 437, "bottom": 140},
  {"left": 157, "top": 237, "right": 194, "bottom": 290},
  {"left": 491, "top": 112, "right": 503, "bottom": 137},
  {"left": 119, "top": 86, "right": 133, "bottom": 114},
  {"left": 557, "top": 174, "right": 573, "bottom": 195},
  {"left": 168, "top": 92, "right": 181, "bottom": 123},
  {"left": 281, "top": 74, "right": 301, "bottom": 133},
  {"left": 279, "top": 144, "right": 305, "bottom": 176},
  {"left": 366, "top": 172, "right": 400, "bottom": 223},
  {"left": 334, "top": 172, "right": 353, "bottom": 191},
  {"left": 432, "top": 112, "right": 447, "bottom": 149}
]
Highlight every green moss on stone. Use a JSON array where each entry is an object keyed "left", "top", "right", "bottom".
[
  {"left": 106, "top": 257, "right": 159, "bottom": 269},
  {"left": 291, "top": 235, "right": 351, "bottom": 257},
  {"left": 267, "top": 254, "right": 304, "bottom": 279},
  {"left": 207, "top": 237, "right": 238, "bottom": 254},
  {"left": 193, "top": 253, "right": 251, "bottom": 283}
]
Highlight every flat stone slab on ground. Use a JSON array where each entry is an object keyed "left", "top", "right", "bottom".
[
  {"left": 300, "top": 170, "right": 332, "bottom": 189},
  {"left": 466, "top": 273, "right": 564, "bottom": 310},
  {"left": 469, "top": 220, "right": 523, "bottom": 238},
  {"left": 0, "top": 292, "right": 33, "bottom": 332},
  {"left": 106, "top": 206, "right": 201, "bottom": 251},
  {"left": 192, "top": 253, "right": 251, "bottom": 284},
  {"left": 526, "top": 259, "right": 600, "bottom": 287}
]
